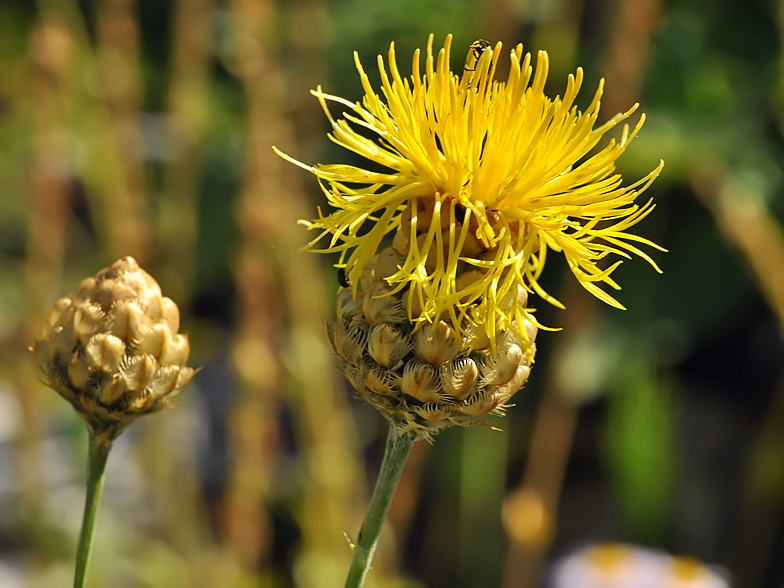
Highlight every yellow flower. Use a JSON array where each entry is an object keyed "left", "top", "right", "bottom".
[{"left": 276, "top": 34, "right": 663, "bottom": 345}]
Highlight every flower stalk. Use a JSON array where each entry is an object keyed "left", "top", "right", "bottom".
[
  {"left": 345, "top": 423, "right": 417, "bottom": 588},
  {"left": 73, "top": 432, "right": 112, "bottom": 588}
]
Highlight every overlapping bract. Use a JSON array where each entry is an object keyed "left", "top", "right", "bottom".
[{"left": 329, "top": 246, "right": 537, "bottom": 439}]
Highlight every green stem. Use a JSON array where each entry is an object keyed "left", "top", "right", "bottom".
[
  {"left": 345, "top": 423, "right": 417, "bottom": 588},
  {"left": 73, "top": 432, "right": 112, "bottom": 588}
]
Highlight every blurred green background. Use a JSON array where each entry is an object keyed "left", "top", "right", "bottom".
[{"left": 1, "top": 0, "right": 784, "bottom": 586}]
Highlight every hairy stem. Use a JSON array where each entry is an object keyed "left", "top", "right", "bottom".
[
  {"left": 345, "top": 423, "right": 417, "bottom": 588},
  {"left": 73, "top": 432, "right": 112, "bottom": 588}
]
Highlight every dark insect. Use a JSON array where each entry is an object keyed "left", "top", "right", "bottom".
[
  {"left": 464, "top": 39, "right": 491, "bottom": 72},
  {"left": 337, "top": 268, "right": 350, "bottom": 287},
  {"left": 455, "top": 203, "right": 467, "bottom": 224}
]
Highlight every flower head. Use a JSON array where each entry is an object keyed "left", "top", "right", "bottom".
[
  {"left": 278, "top": 34, "right": 663, "bottom": 346},
  {"left": 34, "top": 257, "right": 197, "bottom": 441}
]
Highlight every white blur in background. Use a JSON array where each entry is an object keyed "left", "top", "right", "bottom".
[{"left": 547, "top": 543, "right": 730, "bottom": 588}]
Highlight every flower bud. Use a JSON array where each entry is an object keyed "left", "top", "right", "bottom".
[{"left": 34, "top": 257, "right": 196, "bottom": 440}]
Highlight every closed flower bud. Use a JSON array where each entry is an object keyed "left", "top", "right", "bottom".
[{"left": 34, "top": 257, "right": 197, "bottom": 440}]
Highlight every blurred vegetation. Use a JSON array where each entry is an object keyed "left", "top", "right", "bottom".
[{"left": 1, "top": 0, "right": 784, "bottom": 587}]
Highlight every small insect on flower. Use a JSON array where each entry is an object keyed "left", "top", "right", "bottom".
[
  {"left": 337, "top": 267, "right": 351, "bottom": 288},
  {"left": 464, "top": 39, "right": 491, "bottom": 72}
]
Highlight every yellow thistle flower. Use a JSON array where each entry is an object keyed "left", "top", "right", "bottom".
[{"left": 275, "top": 34, "right": 663, "bottom": 346}]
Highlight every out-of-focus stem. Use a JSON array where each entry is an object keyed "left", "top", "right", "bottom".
[
  {"left": 73, "top": 433, "right": 112, "bottom": 588},
  {"left": 95, "top": 0, "right": 150, "bottom": 263},
  {"left": 500, "top": 348, "right": 581, "bottom": 588},
  {"left": 134, "top": 0, "right": 213, "bottom": 561},
  {"left": 692, "top": 168, "right": 784, "bottom": 325},
  {"left": 776, "top": 0, "right": 784, "bottom": 126},
  {"left": 600, "top": 0, "right": 661, "bottom": 116},
  {"left": 223, "top": 0, "right": 287, "bottom": 572},
  {"left": 16, "top": 19, "right": 72, "bottom": 527},
  {"left": 691, "top": 165, "right": 784, "bottom": 586},
  {"left": 227, "top": 1, "right": 365, "bottom": 583},
  {"left": 501, "top": 1, "right": 660, "bottom": 583},
  {"left": 345, "top": 425, "right": 417, "bottom": 588},
  {"left": 723, "top": 8, "right": 784, "bottom": 581},
  {"left": 501, "top": 282, "right": 597, "bottom": 588},
  {"left": 35, "top": 0, "right": 150, "bottom": 261},
  {"left": 157, "top": 0, "right": 212, "bottom": 306}
]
